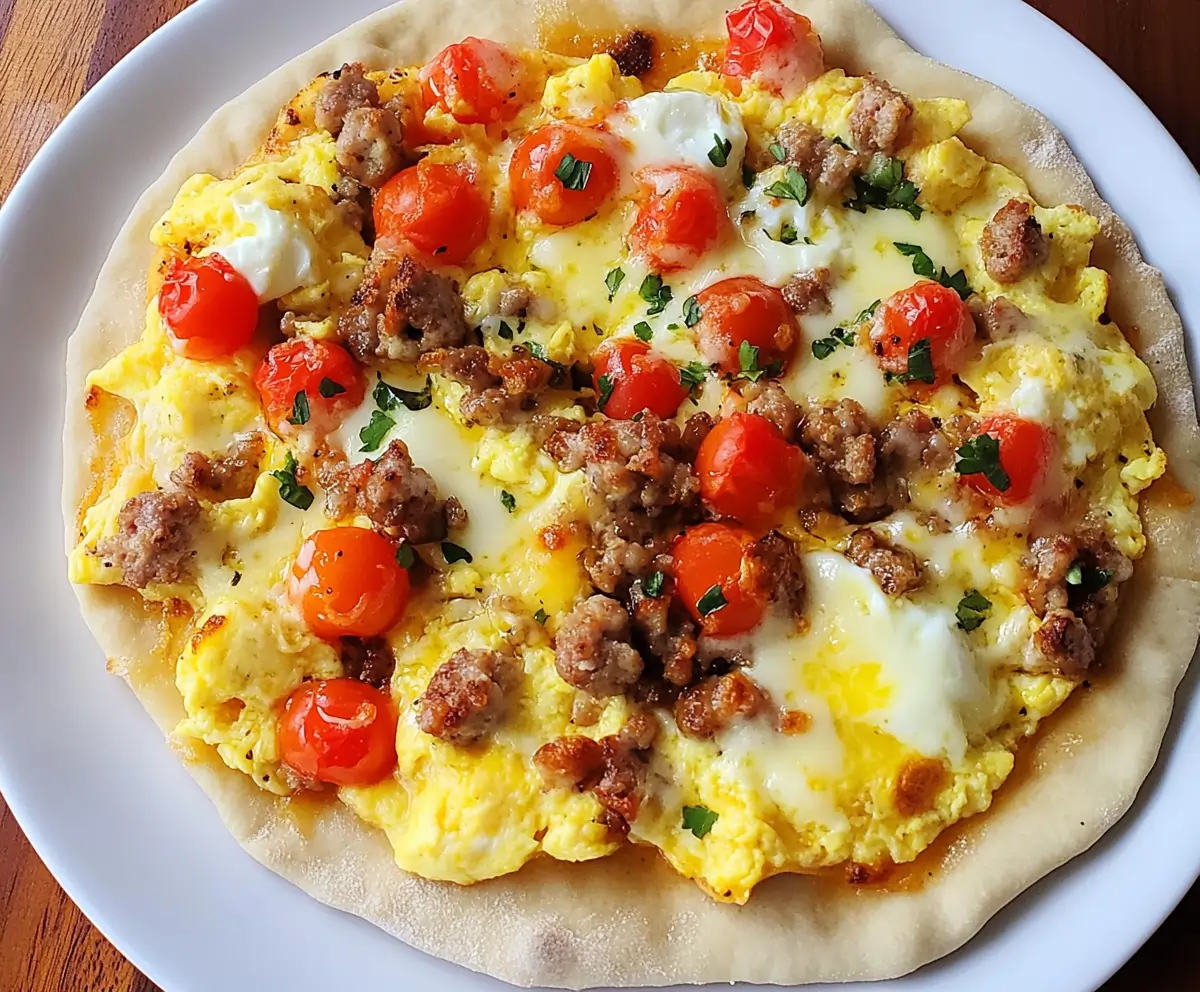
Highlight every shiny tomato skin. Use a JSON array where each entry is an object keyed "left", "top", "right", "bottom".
[
  {"left": 278, "top": 679, "right": 398, "bottom": 787},
  {"left": 374, "top": 161, "right": 490, "bottom": 265},
  {"left": 254, "top": 337, "right": 365, "bottom": 434},
  {"left": 509, "top": 124, "right": 620, "bottom": 226},
  {"left": 962, "top": 414, "right": 1056, "bottom": 506},
  {"left": 421, "top": 37, "right": 525, "bottom": 125},
  {"left": 290, "top": 527, "right": 411, "bottom": 640},
  {"left": 159, "top": 253, "right": 259, "bottom": 360},
  {"left": 722, "top": 0, "right": 826, "bottom": 94},
  {"left": 694, "top": 276, "right": 798, "bottom": 374},
  {"left": 672, "top": 523, "right": 768, "bottom": 637},
  {"left": 696, "top": 412, "right": 807, "bottom": 527},
  {"left": 874, "top": 280, "right": 975, "bottom": 384},
  {"left": 593, "top": 338, "right": 689, "bottom": 421},
  {"left": 629, "top": 167, "right": 728, "bottom": 272}
]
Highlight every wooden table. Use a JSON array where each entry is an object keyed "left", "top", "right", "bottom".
[{"left": 1, "top": 0, "right": 1197, "bottom": 988}]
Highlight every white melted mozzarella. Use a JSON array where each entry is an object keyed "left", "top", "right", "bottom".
[
  {"left": 612, "top": 91, "right": 747, "bottom": 192},
  {"left": 204, "top": 198, "right": 318, "bottom": 302}
]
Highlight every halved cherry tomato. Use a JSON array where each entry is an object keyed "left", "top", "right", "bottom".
[
  {"left": 960, "top": 414, "right": 1056, "bottom": 506},
  {"left": 278, "top": 679, "right": 398, "bottom": 787},
  {"left": 509, "top": 123, "right": 620, "bottom": 226},
  {"left": 159, "top": 253, "right": 259, "bottom": 360},
  {"left": 421, "top": 37, "right": 525, "bottom": 125},
  {"left": 672, "top": 523, "right": 768, "bottom": 637},
  {"left": 694, "top": 276, "right": 798, "bottom": 374},
  {"left": 593, "top": 338, "right": 689, "bottom": 421},
  {"left": 722, "top": 0, "right": 826, "bottom": 95},
  {"left": 374, "top": 161, "right": 490, "bottom": 266},
  {"left": 629, "top": 167, "right": 728, "bottom": 272},
  {"left": 254, "top": 337, "right": 364, "bottom": 434},
  {"left": 872, "top": 280, "right": 975, "bottom": 385},
  {"left": 696, "top": 412, "right": 808, "bottom": 527},
  {"left": 290, "top": 527, "right": 411, "bottom": 640}
]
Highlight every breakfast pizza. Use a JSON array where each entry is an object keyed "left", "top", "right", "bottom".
[{"left": 63, "top": 0, "right": 1200, "bottom": 986}]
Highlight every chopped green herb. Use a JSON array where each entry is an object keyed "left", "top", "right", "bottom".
[
  {"left": 596, "top": 373, "right": 615, "bottom": 411},
  {"left": 533, "top": 608, "right": 548, "bottom": 625},
  {"left": 682, "top": 804, "right": 719, "bottom": 838},
  {"left": 270, "top": 452, "right": 314, "bottom": 510},
  {"left": 396, "top": 544, "right": 416, "bottom": 569},
  {"left": 812, "top": 337, "right": 839, "bottom": 360},
  {"left": 769, "top": 143, "right": 787, "bottom": 162},
  {"left": 679, "top": 361, "right": 710, "bottom": 394},
  {"left": 696, "top": 584, "right": 727, "bottom": 616},
  {"left": 318, "top": 377, "right": 346, "bottom": 399},
  {"left": 742, "top": 163, "right": 756, "bottom": 189},
  {"left": 359, "top": 409, "right": 396, "bottom": 452},
  {"left": 940, "top": 267, "right": 972, "bottom": 300},
  {"left": 633, "top": 321, "right": 654, "bottom": 342},
  {"left": 956, "top": 590, "right": 992, "bottom": 631},
  {"left": 892, "top": 337, "right": 935, "bottom": 385},
  {"left": 812, "top": 311, "right": 871, "bottom": 361},
  {"left": 497, "top": 320, "right": 515, "bottom": 340},
  {"left": 853, "top": 299, "right": 882, "bottom": 325},
  {"left": 605, "top": 267, "right": 625, "bottom": 300},
  {"left": 763, "top": 166, "right": 809, "bottom": 206},
  {"left": 768, "top": 221, "right": 800, "bottom": 245},
  {"left": 845, "top": 156, "right": 923, "bottom": 219},
  {"left": 500, "top": 490, "right": 516, "bottom": 513},
  {"left": 893, "top": 243, "right": 973, "bottom": 300},
  {"left": 374, "top": 373, "right": 433, "bottom": 411},
  {"left": 708, "top": 133, "right": 733, "bottom": 168},
  {"left": 955, "top": 433, "right": 1011, "bottom": 492},
  {"left": 441, "top": 541, "right": 473, "bottom": 565},
  {"left": 734, "top": 340, "right": 782, "bottom": 383},
  {"left": 554, "top": 152, "right": 592, "bottom": 190},
  {"left": 682, "top": 295, "right": 702, "bottom": 328},
  {"left": 831, "top": 135, "right": 852, "bottom": 150},
  {"left": 639, "top": 273, "right": 673, "bottom": 316},
  {"left": 1066, "top": 562, "right": 1113, "bottom": 595},
  {"left": 642, "top": 570, "right": 666, "bottom": 598},
  {"left": 231, "top": 571, "right": 242, "bottom": 587},
  {"left": 287, "top": 390, "right": 311, "bottom": 426},
  {"left": 631, "top": 410, "right": 645, "bottom": 422},
  {"left": 526, "top": 340, "right": 563, "bottom": 370}
]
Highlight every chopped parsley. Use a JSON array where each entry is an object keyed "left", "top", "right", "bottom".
[
  {"left": 633, "top": 321, "right": 654, "bottom": 342},
  {"left": 596, "top": 373, "right": 615, "bottom": 411},
  {"left": 642, "top": 570, "right": 666, "bottom": 599},
  {"left": 681, "top": 804, "right": 719, "bottom": 838},
  {"left": 768, "top": 143, "right": 787, "bottom": 162},
  {"left": 811, "top": 325, "right": 858, "bottom": 360},
  {"left": 396, "top": 543, "right": 416, "bottom": 569},
  {"left": 374, "top": 373, "right": 433, "bottom": 412},
  {"left": 1066, "top": 562, "right": 1113, "bottom": 595},
  {"left": 679, "top": 361, "right": 711, "bottom": 396},
  {"left": 696, "top": 584, "right": 727, "bottom": 616},
  {"left": 525, "top": 341, "right": 565, "bottom": 373},
  {"left": 734, "top": 340, "right": 782, "bottom": 383},
  {"left": 768, "top": 221, "right": 800, "bottom": 245},
  {"left": 318, "top": 377, "right": 346, "bottom": 399},
  {"left": 639, "top": 273, "right": 673, "bottom": 316},
  {"left": 358, "top": 409, "right": 395, "bottom": 452},
  {"left": 955, "top": 590, "right": 992, "bottom": 631},
  {"left": 742, "top": 163, "right": 756, "bottom": 189},
  {"left": 554, "top": 152, "right": 592, "bottom": 190},
  {"left": 497, "top": 320, "right": 515, "bottom": 340},
  {"left": 845, "top": 155, "right": 923, "bottom": 220},
  {"left": 763, "top": 166, "right": 810, "bottom": 206},
  {"left": 605, "top": 267, "right": 625, "bottom": 300},
  {"left": 533, "top": 608, "right": 549, "bottom": 625},
  {"left": 270, "top": 452, "right": 313, "bottom": 510},
  {"left": 231, "top": 571, "right": 242, "bottom": 587},
  {"left": 500, "top": 490, "right": 516, "bottom": 513},
  {"left": 893, "top": 243, "right": 973, "bottom": 300},
  {"left": 887, "top": 337, "right": 935, "bottom": 386},
  {"left": 441, "top": 541, "right": 473, "bottom": 565},
  {"left": 708, "top": 133, "right": 733, "bottom": 167},
  {"left": 287, "top": 390, "right": 311, "bottom": 426},
  {"left": 682, "top": 295, "right": 702, "bottom": 328},
  {"left": 955, "top": 433, "right": 1011, "bottom": 492}
]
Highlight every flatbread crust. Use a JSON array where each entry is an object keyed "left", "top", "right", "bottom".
[{"left": 62, "top": 0, "right": 1200, "bottom": 986}]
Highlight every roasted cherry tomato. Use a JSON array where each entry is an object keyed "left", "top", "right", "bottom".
[
  {"left": 694, "top": 276, "right": 798, "bottom": 374},
  {"left": 421, "top": 37, "right": 525, "bottom": 125},
  {"left": 374, "top": 161, "right": 490, "bottom": 266},
  {"left": 629, "top": 167, "right": 728, "bottom": 272},
  {"left": 960, "top": 414, "right": 1056, "bottom": 506},
  {"left": 722, "top": 0, "right": 826, "bottom": 94},
  {"left": 696, "top": 412, "right": 807, "bottom": 527},
  {"left": 290, "top": 527, "right": 411, "bottom": 639},
  {"left": 278, "top": 679, "right": 398, "bottom": 787},
  {"left": 593, "top": 338, "right": 689, "bottom": 421},
  {"left": 509, "top": 123, "right": 620, "bottom": 226},
  {"left": 872, "top": 280, "right": 975, "bottom": 385},
  {"left": 254, "top": 337, "right": 365, "bottom": 434},
  {"left": 159, "top": 253, "right": 259, "bottom": 360},
  {"left": 673, "top": 523, "right": 768, "bottom": 638}
]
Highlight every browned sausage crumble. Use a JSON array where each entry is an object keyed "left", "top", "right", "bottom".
[
  {"left": 980, "top": 199, "right": 1049, "bottom": 284},
  {"left": 417, "top": 648, "right": 508, "bottom": 744},
  {"left": 98, "top": 490, "right": 201, "bottom": 589}
]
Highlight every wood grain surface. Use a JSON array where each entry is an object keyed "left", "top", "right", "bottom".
[{"left": 1, "top": 0, "right": 1197, "bottom": 988}]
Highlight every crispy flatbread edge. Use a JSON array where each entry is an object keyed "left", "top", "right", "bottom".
[{"left": 61, "top": 0, "right": 1200, "bottom": 986}]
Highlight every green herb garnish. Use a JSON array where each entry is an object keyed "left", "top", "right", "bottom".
[
  {"left": 500, "top": 490, "right": 516, "bottom": 513},
  {"left": 605, "top": 267, "right": 625, "bottom": 300},
  {"left": 696, "top": 584, "right": 727, "bottom": 616},
  {"left": 441, "top": 542, "right": 473, "bottom": 565},
  {"left": 708, "top": 133, "right": 733, "bottom": 167},
  {"left": 763, "top": 166, "right": 809, "bottom": 206},
  {"left": 955, "top": 433, "right": 1011, "bottom": 491},
  {"left": 682, "top": 805, "right": 719, "bottom": 838},
  {"left": 287, "top": 390, "right": 310, "bottom": 426},
  {"left": 643, "top": 570, "right": 666, "bottom": 598},
  {"left": 374, "top": 373, "right": 433, "bottom": 412},
  {"left": 270, "top": 451, "right": 313, "bottom": 510},
  {"left": 639, "top": 273, "right": 673, "bottom": 316},
  {"left": 682, "top": 295, "right": 702, "bottom": 328},
  {"left": 318, "top": 378, "right": 346, "bottom": 399},
  {"left": 554, "top": 152, "right": 592, "bottom": 190},
  {"left": 396, "top": 544, "right": 416, "bottom": 569},
  {"left": 956, "top": 590, "right": 992, "bottom": 631},
  {"left": 633, "top": 321, "right": 654, "bottom": 342},
  {"left": 596, "top": 373, "right": 615, "bottom": 411},
  {"left": 359, "top": 409, "right": 396, "bottom": 452}
]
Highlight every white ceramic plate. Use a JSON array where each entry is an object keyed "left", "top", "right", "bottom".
[{"left": 1, "top": 1, "right": 1196, "bottom": 989}]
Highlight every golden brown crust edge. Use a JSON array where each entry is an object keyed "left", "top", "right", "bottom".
[{"left": 60, "top": 0, "right": 1200, "bottom": 986}]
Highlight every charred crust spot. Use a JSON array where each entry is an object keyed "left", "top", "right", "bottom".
[
  {"left": 190, "top": 614, "right": 227, "bottom": 650},
  {"left": 893, "top": 758, "right": 947, "bottom": 816},
  {"left": 607, "top": 30, "right": 655, "bottom": 78},
  {"left": 285, "top": 107, "right": 301, "bottom": 126}
]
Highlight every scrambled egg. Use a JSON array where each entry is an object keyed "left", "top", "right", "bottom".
[{"left": 69, "top": 34, "right": 1165, "bottom": 904}]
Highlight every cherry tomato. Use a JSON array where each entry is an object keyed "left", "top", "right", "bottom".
[
  {"left": 694, "top": 276, "right": 798, "bottom": 374},
  {"left": 374, "top": 161, "right": 490, "bottom": 266},
  {"left": 254, "top": 337, "right": 365, "bottom": 434},
  {"left": 421, "top": 37, "right": 525, "bottom": 125},
  {"left": 960, "top": 414, "right": 1056, "bottom": 506},
  {"left": 509, "top": 124, "right": 620, "bottom": 226},
  {"left": 672, "top": 523, "right": 768, "bottom": 637},
  {"left": 872, "top": 280, "right": 975, "bottom": 385},
  {"left": 696, "top": 412, "right": 808, "bottom": 527},
  {"left": 593, "top": 338, "right": 689, "bottom": 421},
  {"left": 278, "top": 679, "right": 398, "bottom": 787},
  {"left": 290, "top": 527, "right": 411, "bottom": 639},
  {"left": 629, "top": 167, "right": 728, "bottom": 272},
  {"left": 722, "top": 0, "right": 826, "bottom": 94},
  {"left": 159, "top": 253, "right": 259, "bottom": 360}
]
